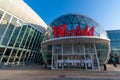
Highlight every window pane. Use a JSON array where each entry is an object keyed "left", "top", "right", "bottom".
[
  {"left": 0, "top": 14, "right": 11, "bottom": 41},
  {"left": 9, "top": 21, "right": 24, "bottom": 46},
  {"left": 24, "top": 27, "right": 34, "bottom": 49},
  {"left": 15, "top": 24, "right": 27, "bottom": 47},
  {"left": 29, "top": 29, "right": 36, "bottom": 49},
  {"left": 2, "top": 17, "right": 17, "bottom": 45},
  {"left": 20, "top": 26, "right": 31, "bottom": 48},
  {"left": 2, "top": 48, "right": 11, "bottom": 62}
]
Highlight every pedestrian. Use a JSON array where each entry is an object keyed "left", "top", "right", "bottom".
[
  {"left": 111, "top": 57, "right": 117, "bottom": 67},
  {"left": 103, "top": 64, "right": 107, "bottom": 71},
  {"left": 44, "top": 63, "right": 47, "bottom": 69}
]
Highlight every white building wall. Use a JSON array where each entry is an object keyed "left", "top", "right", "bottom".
[{"left": 0, "top": 0, "right": 47, "bottom": 29}]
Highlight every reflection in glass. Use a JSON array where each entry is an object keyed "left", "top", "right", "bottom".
[
  {"left": 9, "top": 26, "right": 22, "bottom": 46},
  {"left": 15, "top": 25, "right": 28, "bottom": 47},
  {"left": 0, "top": 14, "right": 11, "bottom": 41},
  {"left": 2, "top": 18, "right": 17, "bottom": 45}
]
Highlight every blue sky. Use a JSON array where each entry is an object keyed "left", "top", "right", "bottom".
[{"left": 24, "top": 0, "right": 120, "bottom": 30}]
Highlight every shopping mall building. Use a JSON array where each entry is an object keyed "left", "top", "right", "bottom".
[
  {"left": 0, "top": 0, "right": 111, "bottom": 70},
  {"left": 0, "top": 0, "right": 47, "bottom": 66},
  {"left": 41, "top": 14, "right": 110, "bottom": 70}
]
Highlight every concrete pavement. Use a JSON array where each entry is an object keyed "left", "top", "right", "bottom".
[{"left": 0, "top": 64, "right": 120, "bottom": 80}]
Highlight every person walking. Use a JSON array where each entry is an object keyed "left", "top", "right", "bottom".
[
  {"left": 111, "top": 57, "right": 117, "bottom": 67},
  {"left": 103, "top": 64, "right": 107, "bottom": 71}
]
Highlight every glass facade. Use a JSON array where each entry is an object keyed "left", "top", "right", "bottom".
[
  {"left": 107, "top": 30, "right": 120, "bottom": 64},
  {"left": 41, "top": 14, "right": 110, "bottom": 70},
  {"left": 49, "top": 13, "right": 108, "bottom": 39},
  {"left": 0, "top": 9, "right": 45, "bottom": 67}
]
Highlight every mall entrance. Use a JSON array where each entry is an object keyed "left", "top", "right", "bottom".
[{"left": 51, "top": 43, "right": 100, "bottom": 70}]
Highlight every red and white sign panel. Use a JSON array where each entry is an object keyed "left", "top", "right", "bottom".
[{"left": 52, "top": 24, "right": 94, "bottom": 38}]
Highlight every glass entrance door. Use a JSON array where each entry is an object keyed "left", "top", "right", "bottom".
[
  {"left": 52, "top": 54, "right": 97, "bottom": 70},
  {"left": 51, "top": 43, "right": 100, "bottom": 70}
]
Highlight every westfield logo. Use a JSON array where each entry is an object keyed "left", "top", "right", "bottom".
[{"left": 52, "top": 24, "right": 94, "bottom": 38}]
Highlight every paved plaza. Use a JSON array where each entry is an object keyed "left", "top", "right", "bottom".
[{"left": 0, "top": 64, "right": 120, "bottom": 80}]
